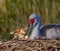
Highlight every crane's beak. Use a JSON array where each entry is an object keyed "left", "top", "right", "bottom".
[
  {"left": 29, "top": 19, "right": 34, "bottom": 35},
  {"left": 29, "top": 24, "right": 33, "bottom": 31},
  {"left": 29, "top": 24, "right": 33, "bottom": 35}
]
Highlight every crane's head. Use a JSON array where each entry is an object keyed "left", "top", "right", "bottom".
[{"left": 29, "top": 13, "right": 41, "bottom": 34}]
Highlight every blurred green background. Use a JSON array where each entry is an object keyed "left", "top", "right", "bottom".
[{"left": 0, "top": 0, "right": 60, "bottom": 40}]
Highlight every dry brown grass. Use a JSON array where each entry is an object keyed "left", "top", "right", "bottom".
[{"left": 0, "top": 39, "right": 60, "bottom": 51}]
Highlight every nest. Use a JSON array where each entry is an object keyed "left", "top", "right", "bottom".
[{"left": 0, "top": 39, "right": 60, "bottom": 51}]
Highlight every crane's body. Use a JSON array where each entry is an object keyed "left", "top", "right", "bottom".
[{"left": 29, "top": 14, "right": 60, "bottom": 40}]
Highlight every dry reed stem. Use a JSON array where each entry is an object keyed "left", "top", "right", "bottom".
[{"left": 0, "top": 39, "right": 60, "bottom": 51}]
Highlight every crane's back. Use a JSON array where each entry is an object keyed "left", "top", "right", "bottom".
[{"left": 40, "top": 24, "right": 60, "bottom": 39}]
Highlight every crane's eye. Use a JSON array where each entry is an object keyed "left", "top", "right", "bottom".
[{"left": 29, "top": 18, "right": 34, "bottom": 24}]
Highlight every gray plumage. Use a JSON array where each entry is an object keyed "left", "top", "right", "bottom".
[{"left": 29, "top": 13, "right": 60, "bottom": 40}]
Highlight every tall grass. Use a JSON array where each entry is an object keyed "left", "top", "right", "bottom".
[{"left": 0, "top": 0, "right": 60, "bottom": 40}]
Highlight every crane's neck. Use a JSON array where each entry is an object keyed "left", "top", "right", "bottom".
[{"left": 29, "top": 22, "right": 41, "bottom": 39}]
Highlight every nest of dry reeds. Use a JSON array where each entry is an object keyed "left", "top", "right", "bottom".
[{"left": 0, "top": 39, "right": 60, "bottom": 51}]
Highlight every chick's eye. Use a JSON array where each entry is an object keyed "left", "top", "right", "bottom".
[{"left": 29, "top": 18, "right": 34, "bottom": 24}]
